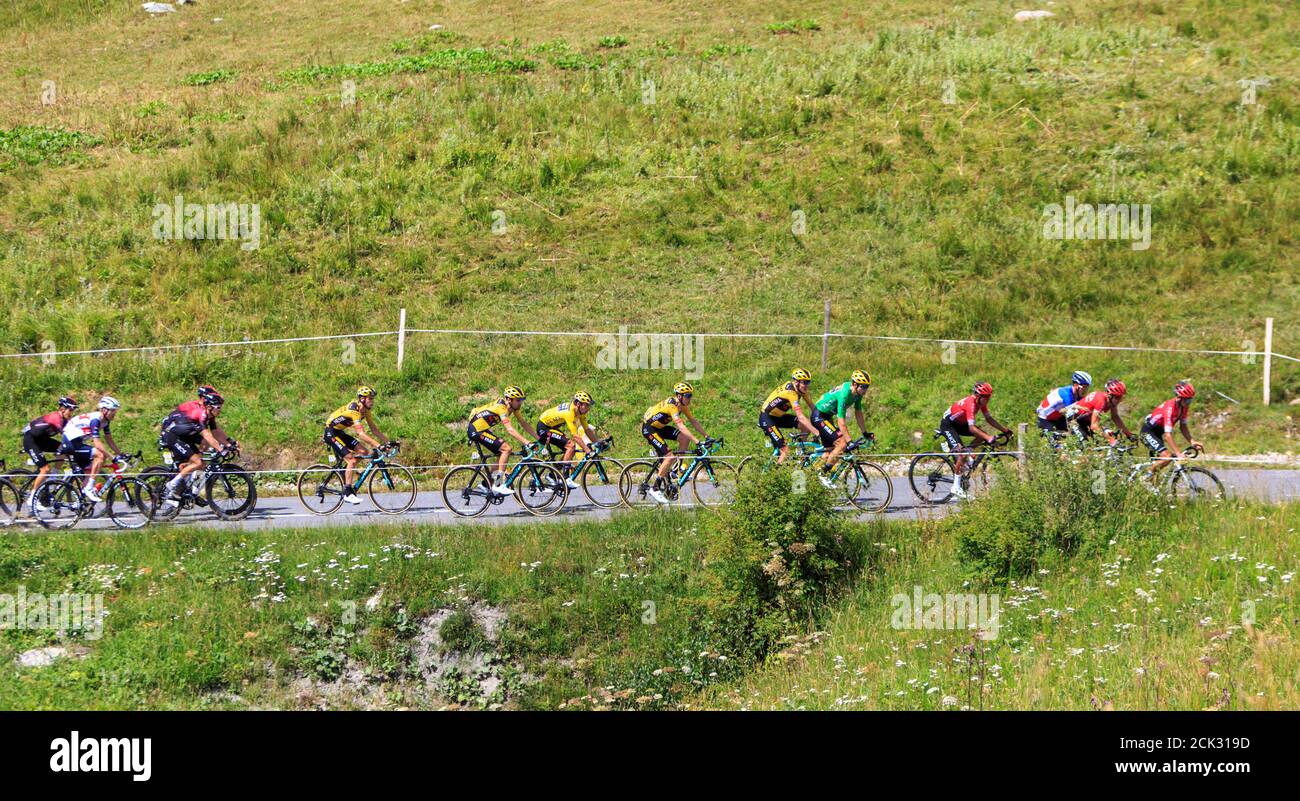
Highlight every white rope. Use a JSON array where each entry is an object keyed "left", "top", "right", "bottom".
[
  {"left": 0, "top": 323, "right": 1291, "bottom": 362},
  {"left": 406, "top": 327, "right": 1272, "bottom": 358},
  {"left": 0, "top": 331, "right": 397, "bottom": 360}
]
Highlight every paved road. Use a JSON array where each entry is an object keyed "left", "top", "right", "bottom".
[{"left": 5, "top": 469, "right": 1296, "bottom": 533}]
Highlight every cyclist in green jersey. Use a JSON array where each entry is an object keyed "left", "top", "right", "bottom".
[{"left": 812, "top": 370, "right": 873, "bottom": 487}]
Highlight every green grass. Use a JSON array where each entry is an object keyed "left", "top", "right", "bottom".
[
  {"left": 704, "top": 501, "right": 1300, "bottom": 710},
  {"left": 0, "top": 508, "right": 892, "bottom": 710},
  {"left": 0, "top": 0, "right": 1296, "bottom": 465}
]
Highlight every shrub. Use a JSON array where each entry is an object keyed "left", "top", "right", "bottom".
[
  {"left": 692, "top": 467, "right": 865, "bottom": 664},
  {"left": 950, "top": 436, "right": 1166, "bottom": 585}
]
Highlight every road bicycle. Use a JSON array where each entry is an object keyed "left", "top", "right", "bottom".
[
  {"left": 536, "top": 435, "right": 625, "bottom": 509},
  {"left": 618, "top": 437, "right": 736, "bottom": 508},
  {"left": 0, "top": 460, "right": 24, "bottom": 527},
  {"left": 441, "top": 441, "right": 568, "bottom": 518},
  {"left": 1094, "top": 438, "right": 1226, "bottom": 502},
  {"left": 909, "top": 430, "right": 1016, "bottom": 505},
  {"left": 738, "top": 434, "right": 893, "bottom": 513},
  {"left": 27, "top": 451, "right": 155, "bottom": 530},
  {"left": 296, "top": 441, "right": 417, "bottom": 515},
  {"left": 141, "top": 443, "right": 258, "bottom": 521}
]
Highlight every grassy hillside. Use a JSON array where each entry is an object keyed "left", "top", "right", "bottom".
[
  {"left": 704, "top": 501, "right": 1300, "bottom": 711},
  {"left": 0, "top": 0, "right": 1297, "bottom": 467}
]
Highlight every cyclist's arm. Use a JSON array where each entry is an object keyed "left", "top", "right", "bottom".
[
  {"left": 794, "top": 407, "right": 817, "bottom": 435},
  {"left": 854, "top": 407, "right": 868, "bottom": 437},
  {"left": 1162, "top": 428, "right": 1184, "bottom": 459},
  {"left": 1181, "top": 419, "right": 1201, "bottom": 450},
  {"left": 979, "top": 409, "right": 1011, "bottom": 438},
  {"left": 678, "top": 412, "right": 704, "bottom": 444},
  {"left": 200, "top": 428, "right": 224, "bottom": 450},
  {"left": 504, "top": 412, "right": 533, "bottom": 447},
  {"left": 357, "top": 412, "right": 383, "bottom": 447},
  {"left": 100, "top": 428, "right": 124, "bottom": 457}
]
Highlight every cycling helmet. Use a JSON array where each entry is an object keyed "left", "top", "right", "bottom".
[
  {"left": 357, "top": 385, "right": 377, "bottom": 399},
  {"left": 98, "top": 396, "right": 121, "bottom": 411},
  {"left": 851, "top": 370, "right": 872, "bottom": 387},
  {"left": 1104, "top": 379, "right": 1127, "bottom": 398},
  {"left": 198, "top": 385, "right": 223, "bottom": 404},
  {"left": 503, "top": 385, "right": 526, "bottom": 400},
  {"left": 972, "top": 381, "right": 994, "bottom": 397},
  {"left": 674, "top": 382, "right": 694, "bottom": 396},
  {"left": 791, "top": 368, "right": 812, "bottom": 382},
  {"left": 573, "top": 391, "right": 593, "bottom": 405},
  {"left": 58, "top": 396, "right": 79, "bottom": 410},
  {"left": 1072, "top": 371, "right": 1093, "bottom": 386},
  {"left": 1174, "top": 380, "right": 1196, "bottom": 399}
]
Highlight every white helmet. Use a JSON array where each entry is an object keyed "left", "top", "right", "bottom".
[{"left": 98, "top": 396, "right": 121, "bottom": 411}]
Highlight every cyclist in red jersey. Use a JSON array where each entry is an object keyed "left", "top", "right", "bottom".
[
  {"left": 20, "top": 396, "right": 79, "bottom": 497},
  {"left": 1064, "top": 378, "right": 1134, "bottom": 446},
  {"left": 938, "top": 382, "right": 1012, "bottom": 498},
  {"left": 1139, "top": 380, "right": 1202, "bottom": 482},
  {"left": 159, "top": 385, "right": 237, "bottom": 508}
]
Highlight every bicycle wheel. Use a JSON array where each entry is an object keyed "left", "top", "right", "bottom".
[
  {"left": 207, "top": 466, "right": 257, "bottom": 521},
  {"left": 617, "top": 460, "right": 660, "bottom": 508},
  {"left": 515, "top": 462, "right": 568, "bottom": 517},
  {"left": 0, "top": 478, "right": 20, "bottom": 526},
  {"left": 141, "top": 466, "right": 182, "bottom": 521},
  {"left": 1170, "top": 467, "right": 1226, "bottom": 502},
  {"left": 691, "top": 459, "right": 737, "bottom": 507},
  {"left": 441, "top": 465, "right": 493, "bottom": 518},
  {"left": 4, "top": 467, "right": 35, "bottom": 501},
  {"left": 845, "top": 461, "right": 893, "bottom": 513},
  {"left": 105, "top": 478, "right": 155, "bottom": 530},
  {"left": 909, "top": 454, "right": 956, "bottom": 505},
  {"left": 297, "top": 464, "right": 345, "bottom": 515},
  {"left": 579, "top": 457, "right": 625, "bottom": 509},
  {"left": 31, "top": 478, "right": 86, "bottom": 530},
  {"left": 369, "top": 462, "right": 418, "bottom": 514}
]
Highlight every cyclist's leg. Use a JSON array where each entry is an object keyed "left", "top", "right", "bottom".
[
  {"left": 643, "top": 425, "right": 674, "bottom": 482},
  {"left": 1139, "top": 422, "right": 1172, "bottom": 479},
  {"left": 759, "top": 413, "right": 789, "bottom": 464},
  {"left": 23, "top": 433, "right": 57, "bottom": 494},
  {"left": 811, "top": 410, "right": 845, "bottom": 471},
  {"left": 468, "top": 427, "right": 510, "bottom": 492},
  {"left": 939, "top": 418, "right": 967, "bottom": 472}
]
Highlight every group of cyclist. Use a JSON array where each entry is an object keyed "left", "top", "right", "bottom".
[
  {"left": 15, "top": 368, "right": 1205, "bottom": 511},
  {"left": 18, "top": 386, "right": 236, "bottom": 513}
]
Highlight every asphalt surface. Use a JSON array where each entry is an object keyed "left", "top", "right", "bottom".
[{"left": 4, "top": 468, "right": 1296, "bottom": 533}]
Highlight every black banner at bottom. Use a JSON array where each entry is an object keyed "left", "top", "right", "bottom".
[{"left": 0, "top": 711, "right": 1282, "bottom": 788}]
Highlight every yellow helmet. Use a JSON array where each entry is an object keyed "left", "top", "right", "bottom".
[
  {"left": 851, "top": 370, "right": 871, "bottom": 387},
  {"left": 673, "top": 382, "right": 694, "bottom": 396},
  {"left": 791, "top": 368, "right": 812, "bottom": 382},
  {"left": 356, "top": 385, "right": 377, "bottom": 398},
  {"left": 503, "top": 385, "right": 526, "bottom": 400},
  {"left": 573, "top": 391, "right": 593, "bottom": 405}
]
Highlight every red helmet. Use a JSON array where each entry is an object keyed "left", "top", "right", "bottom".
[
  {"left": 1174, "top": 381, "right": 1196, "bottom": 399},
  {"left": 971, "top": 381, "right": 993, "bottom": 397},
  {"left": 1104, "top": 379, "right": 1127, "bottom": 398}
]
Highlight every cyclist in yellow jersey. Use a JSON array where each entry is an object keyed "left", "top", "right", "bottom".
[
  {"left": 467, "top": 385, "right": 532, "bottom": 496},
  {"left": 323, "top": 386, "right": 390, "bottom": 505},
  {"left": 759, "top": 368, "right": 818, "bottom": 465},
  {"left": 641, "top": 381, "right": 710, "bottom": 504},
  {"left": 537, "top": 392, "right": 599, "bottom": 490}
]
